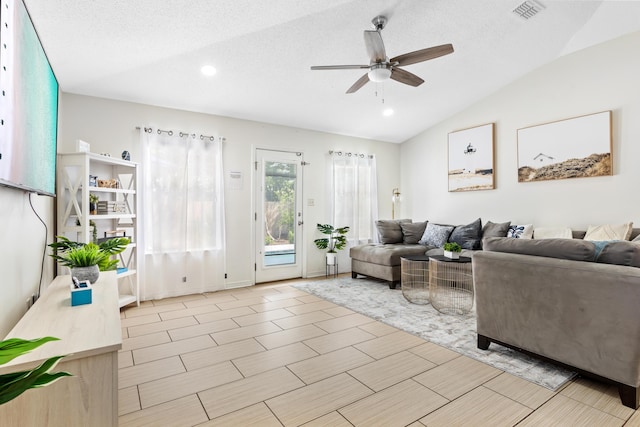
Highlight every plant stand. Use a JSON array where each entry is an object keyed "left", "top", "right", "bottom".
[{"left": 326, "top": 258, "right": 338, "bottom": 278}]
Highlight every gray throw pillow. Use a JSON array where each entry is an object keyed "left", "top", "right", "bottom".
[
  {"left": 449, "top": 218, "right": 482, "bottom": 250},
  {"left": 376, "top": 219, "right": 411, "bottom": 244},
  {"left": 596, "top": 241, "right": 640, "bottom": 268},
  {"left": 482, "top": 220, "right": 511, "bottom": 238},
  {"left": 482, "top": 237, "right": 596, "bottom": 262},
  {"left": 633, "top": 233, "right": 640, "bottom": 243},
  {"left": 401, "top": 221, "right": 428, "bottom": 245},
  {"left": 419, "top": 223, "right": 454, "bottom": 247}
]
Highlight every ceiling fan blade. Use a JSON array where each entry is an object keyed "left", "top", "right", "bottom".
[
  {"left": 310, "top": 65, "right": 369, "bottom": 70},
  {"left": 364, "top": 30, "right": 386, "bottom": 63},
  {"left": 390, "top": 68, "right": 424, "bottom": 87},
  {"left": 346, "top": 73, "right": 370, "bottom": 94},
  {"left": 390, "top": 43, "right": 454, "bottom": 67}
]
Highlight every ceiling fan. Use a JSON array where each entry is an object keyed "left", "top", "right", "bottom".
[{"left": 310, "top": 15, "right": 454, "bottom": 94}]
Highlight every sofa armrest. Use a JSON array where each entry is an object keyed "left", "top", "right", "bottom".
[{"left": 473, "top": 251, "right": 640, "bottom": 387}]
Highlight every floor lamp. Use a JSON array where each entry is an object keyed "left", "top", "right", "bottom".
[{"left": 392, "top": 188, "right": 401, "bottom": 219}]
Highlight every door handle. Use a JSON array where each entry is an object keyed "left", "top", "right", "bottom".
[{"left": 298, "top": 221, "right": 304, "bottom": 226}]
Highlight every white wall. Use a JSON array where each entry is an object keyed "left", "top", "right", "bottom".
[
  {"left": 58, "top": 94, "right": 400, "bottom": 296},
  {"left": 401, "top": 31, "right": 640, "bottom": 230},
  {"left": 0, "top": 190, "right": 55, "bottom": 338}
]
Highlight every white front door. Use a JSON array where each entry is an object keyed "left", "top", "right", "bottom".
[{"left": 254, "top": 149, "right": 303, "bottom": 283}]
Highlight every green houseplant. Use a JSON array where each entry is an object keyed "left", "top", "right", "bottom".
[
  {"left": 0, "top": 337, "right": 71, "bottom": 405},
  {"left": 443, "top": 242, "right": 462, "bottom": 259},
  {"left": 49, "top": 236, "right": 130, "bottom": 283},
  {"left": 89, "top": 193, "right": 99, "bottom": 215},
  {"left": 314, "top": 224, "right": 350, "bottom": 265}
]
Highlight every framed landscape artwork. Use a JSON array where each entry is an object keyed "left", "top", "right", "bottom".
[
  {"left": 517, "top": 111, "right": 612, "bottom": 183},
  {"left": 448, "top": 123, "right": 495, "bottom": 192}
]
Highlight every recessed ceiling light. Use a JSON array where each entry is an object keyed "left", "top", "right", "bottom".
[
  {"left": 201, "top": 65, "right": 217, "bottom": 76},
  {"left": 383, "top": 108, "right": 394, "bottom": 117}
]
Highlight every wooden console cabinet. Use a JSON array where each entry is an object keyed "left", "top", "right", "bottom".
[{"left": 0, "top": 272, "right": 122, "bottom": 426}]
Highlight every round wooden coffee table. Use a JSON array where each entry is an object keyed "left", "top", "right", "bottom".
[
  {"left": 429, "top": 255, "right": 473, "bottom": 314},
  {"left": 401, "top": 255, "right": 430, "bottom": 304}
]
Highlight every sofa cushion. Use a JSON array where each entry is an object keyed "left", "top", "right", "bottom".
[
  {"left": 533, "top": 227, "right": 573, "bottom": 239},
  {"left": 419, "top": 223, "right": 454, "bottom": 247},
  {"left": 401, "top": 221, "right": 427, "bottom": 245},
  {"left": 482, "top": 221, "right": 511, "bottom": 238},
  {"left": 350, "top": 243, "right": 430, "bottom": 266},
  {"left": 376, "top": 219, "right": 411, "bottom": 244},
  {"left": 507, "top": 224, "right": 533, "bottom": 239},
  {"left": 449, "top": 218, "right": 482, "bottom": 250},
  {"left": 596, "top": 241, "right": 640, "bottom": 268},
  {"left": 634, "top": 234, "right": 640, "bottom": 243},
  {"left": 482, "top": 237, "right": 596, "bottom": 262},
  {"left": 584, "top": 222, "right": 633, "bottom": 241}
]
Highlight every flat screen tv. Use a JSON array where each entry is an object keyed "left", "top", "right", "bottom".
[{"left": 0, "top": 0, "right": 59, "bottom": 196}]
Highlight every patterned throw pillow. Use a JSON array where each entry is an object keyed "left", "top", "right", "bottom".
[
  {"left": 419, "top": 223, "right": 455, "bottom": 247},
  {"left": 449, "top": 218, "right": 482, "bottom": 250},
  {"left": 507, "top": 224, "right": 533, "bottom": 239}
]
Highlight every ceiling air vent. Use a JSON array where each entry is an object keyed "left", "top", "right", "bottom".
[{"left": 513, "top": 0, "right": 545, "bottom": 20}]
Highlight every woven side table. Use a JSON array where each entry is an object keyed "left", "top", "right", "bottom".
[
  {"left": 429, "top": 255, "right": 474, "bottom": 314},
  {"left": 401, "top": 255, "right": 430, "bottom": 304}
]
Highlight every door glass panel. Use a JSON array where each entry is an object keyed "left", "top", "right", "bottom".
[{"left": 263, "top": 161, "right": 296, "bottom": 266}]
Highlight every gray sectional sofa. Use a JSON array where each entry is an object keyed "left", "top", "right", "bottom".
[
  {"left": 474, "top": 234, "right": 640, "bottom": 409},
  {"left": 350, "top": 218, "right": 501, "bottom": 288}
]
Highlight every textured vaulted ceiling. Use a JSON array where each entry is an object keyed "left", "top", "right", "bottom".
[{"left": 23, "top": 0, "right": 640, "bottom": 143}]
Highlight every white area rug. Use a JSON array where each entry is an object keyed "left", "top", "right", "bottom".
[{"left": 294, "top": 277, "right": 576, "bottom": 391}]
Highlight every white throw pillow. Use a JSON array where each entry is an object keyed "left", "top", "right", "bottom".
[
  {"left": 507, "top": 224, "right": 533, "bottom": 239},
  {"left": 533, "top": 227, "right": 573, "bottom": 239},
  {"left": 584, "top": 222, "right": 633, "bottom": 241}
]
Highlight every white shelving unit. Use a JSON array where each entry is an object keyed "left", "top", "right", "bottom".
[{"left": 56, "top": 152, "right": 140, "bottom": 308}]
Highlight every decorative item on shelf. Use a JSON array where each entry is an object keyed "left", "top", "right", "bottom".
[
  {"left": 76, "top": 139, "right": 90, "bottom": 153},
  {"left": 70, "top": 277, "right": 92, "bottom": 306},
  {"left": 121, "top": 150, "right": 131, "bottom": 161},
  {"left": 314, "top": 224, "right": 350, "bottom": 269},
  {"left": 97, "top": 201, "right": 126, "bottom": 214},
  {"left": 99, "top": 152, "right": 111, "bottom": 157},
  {"left": 89, "top": 193, "right": 99, "bottom": 215},
  {"left": 0, "top": 337, "right": 71, "bottom": 405},
  {"left": 48, "top": 236, "right": 130, "bottom": 284},
  {"left": 75, "top": 218, "right": 98, "bottom": 243},
  {"left": 97, "top": 178, "right": 120, "bottom": 189},
  {"left": 89, "top": 175, "right": 97, "bottom": 187},
  {"left": 97, "top": 229, "right": 127, "bottom": 244},
  {"left": 391, "top": 188, "right": 401, "bottom": 219},
  {"left": 443, "top": 242, "right": 462, "bottom": 259}
]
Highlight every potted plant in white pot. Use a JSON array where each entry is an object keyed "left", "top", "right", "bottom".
[
  {"left": 443, "top": 242, "right": 462, "bottom": 260},
  {"left": 48, "top": 236, "right": 130, "bottom": 283},
  {"left": 314, "top": 224, "right": 350, "bottom": 265}
]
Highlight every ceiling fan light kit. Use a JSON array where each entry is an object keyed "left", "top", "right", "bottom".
[
  {"left": 310, "top": 15, "right": 454, "bottom": 94},
  {"left": 368, "top": 64, "right": 392, "bottom": 82}
]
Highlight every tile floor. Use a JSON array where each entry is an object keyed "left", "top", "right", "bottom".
[{"left": 118, "top": 275, "right": 640, "bottom": 426}]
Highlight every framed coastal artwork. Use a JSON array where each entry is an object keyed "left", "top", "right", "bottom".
[
  {"left": 448, "top": 123, "right": 495, "bottom": 192},
  {"left": 517, "top": 111, "right": 612, "bottom": 183}
]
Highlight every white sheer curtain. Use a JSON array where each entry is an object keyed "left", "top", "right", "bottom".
[
  {"left": 140, "top": 128, "right": 225, "bottom": 300},
  {"left": 328, "top": 152, "right": 379, "bottom": 247}
]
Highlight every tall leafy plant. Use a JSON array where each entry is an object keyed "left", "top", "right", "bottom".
[
  {"left": 314, "top": 224, "right": 350, "bottom": 253},
  {"left": 0, "top": 337, "right": 71, "bottom": 405}
]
